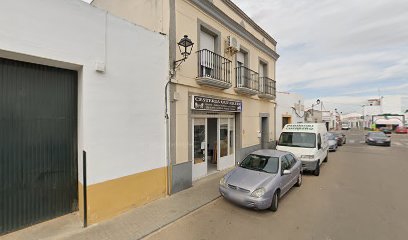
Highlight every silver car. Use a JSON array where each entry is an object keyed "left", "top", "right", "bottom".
[
  {"left": 219, "top": 150, "right": 302, "bottom": 212},
  {"left": 327, "top": 133, "right": 338, "bottom": 151}
]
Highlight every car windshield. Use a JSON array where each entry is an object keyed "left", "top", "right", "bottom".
[
  {"left": 369, "top": 132, "right": 386, "bottom": 138},
  {"left": 240, "top": 154, "right": 279, "bottom": 174},
  {"left": 278, "top": 132, "right": 316, "bottom": 148}
]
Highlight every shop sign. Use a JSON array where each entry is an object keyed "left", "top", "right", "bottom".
[
  {"left": 285, "top": 124, "right": 315, "bottom": 131},
  {"left": 191, "top": 95, "right": 242, "bottom": 112}
]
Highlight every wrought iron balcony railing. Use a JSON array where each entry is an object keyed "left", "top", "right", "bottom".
[
  {"left": 235, "top": 66, "right": 259, "bottom": 95},
  {"left": 196, "top": 49, "right": 232, "bottom": 89},
  {"left": 258, "top": 77, "right": 276, "bottom": 100}
]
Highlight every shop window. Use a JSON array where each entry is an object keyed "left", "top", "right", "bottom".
[{"left": 194, "top": 119, "right": 206, "bottom": 164}]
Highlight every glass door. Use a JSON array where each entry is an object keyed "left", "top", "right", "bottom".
[
  {"left": 218, "top": 118, "right": 235, "bottom": 170},
  {"left": 192, "top": 118, "right": 207, "bottom": 180}
]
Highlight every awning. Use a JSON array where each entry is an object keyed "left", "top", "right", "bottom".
[{"left": 375, "top": 119, "right": 403, "bottom": 125}]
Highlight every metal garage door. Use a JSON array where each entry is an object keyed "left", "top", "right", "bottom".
[{"left": 0, "top": 57, "right": 78, "bottom": 234}]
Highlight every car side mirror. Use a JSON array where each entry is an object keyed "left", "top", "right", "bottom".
[{"left": 283, "top": 170, "right": 291, "bottom": 175}]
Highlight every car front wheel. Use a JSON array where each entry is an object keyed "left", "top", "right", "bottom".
[
  {"left": 295, "top": 172, "right": 302, "bottom": 187},
  {"left": 314, "top": 161, "right": 320, "bottom": 176},
  {"left": 270, "top": 191, "right": 279, "bottom": 212}
]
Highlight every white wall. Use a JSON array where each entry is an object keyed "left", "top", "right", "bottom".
[
  {"left": 275, "top": 92, "right": 305, "bottom": 139},
  {"left": 0, "top": 0, "right": 169, "bottom": 185}
]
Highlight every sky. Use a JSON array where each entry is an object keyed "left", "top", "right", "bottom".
[{"left": 233, "top": 0, "right": 408, "bottom": 113}]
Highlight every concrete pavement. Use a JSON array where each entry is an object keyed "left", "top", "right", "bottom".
[
  {"left": 1, "top": 169, "right": 228, "bottom": 240},
  {"left": 145, "top": 131, "right": 408, "bottom": 240}
]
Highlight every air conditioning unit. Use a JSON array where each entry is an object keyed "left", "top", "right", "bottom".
[{"left": 226, "top": 36, "right": 240, "bottom": 54}]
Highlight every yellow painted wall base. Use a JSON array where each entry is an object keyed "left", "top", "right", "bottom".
[{"left": 81, "top": 167, "right": 167, "bottom": 224}]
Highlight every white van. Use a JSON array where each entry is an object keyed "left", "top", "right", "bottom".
[{"left": 276, "top": 123, "right": 328, "bottom": 176}]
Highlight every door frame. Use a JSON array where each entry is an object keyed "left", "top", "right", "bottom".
[{"left": 191, "top": 114, "right": 235, "bottom": 179}]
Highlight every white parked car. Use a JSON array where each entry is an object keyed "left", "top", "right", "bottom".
[{"left": 341, "top": 123, "right": 350, "bottom": 130}]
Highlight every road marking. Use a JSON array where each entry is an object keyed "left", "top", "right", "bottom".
[
  {"left": 359, "top": 141, "right": 366, "bottom": 144},
  {"left": 393, "top": 142, "right": 402, "bottom": 146},
  {"left": 349, "top": 140, "right": 355, "bottom": 143}
]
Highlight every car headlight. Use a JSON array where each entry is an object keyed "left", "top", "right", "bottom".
[
  {"left": 385, "top": 139, "right": 390, "bottom": 142},
  {"left": 219, "top": 177, "right": 227, "bottom": 187},
  {"left": 251, "top": 188, "right": 266, "bottom": 198},
  {"left": 301, "top": 155, "right": 314, "bottom": 159},
  {"left": 368, "top": 138, "right": 374, "bottom": 141}
]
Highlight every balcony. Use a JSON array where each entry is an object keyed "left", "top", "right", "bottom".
[
  {"left": 258, "top": 77, "right": 276, "bottom": 100},
  {"left": 234, "top": 66, "right": 259, "bottom": 95},
  {"left": 196, "top": 49, "right": 232, "bottom": 89}
]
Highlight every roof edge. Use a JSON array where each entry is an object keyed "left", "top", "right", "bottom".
[{"left": 222, "top": 0, "right": 277, "bottom": 46}]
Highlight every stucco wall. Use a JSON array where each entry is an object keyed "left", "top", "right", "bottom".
[
  {"left": 175, "top": 0, "right": 276, "bottom": 89},
  {"left": 92, "top": 0, "right": 170, "bottom": 34},
  {"left": 0, "top": 0, "right": 168, "bottom": 187},
  {"left": 172, "top": 0, "right": 277, "bottom": 164},
  {"left": 276, "top": 92, "right": 305, "bottom": 139}
]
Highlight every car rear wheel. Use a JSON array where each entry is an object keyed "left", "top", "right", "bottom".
[
  {"left": 295, "top": 172, "right": 302, "bottom": 187},
  {"left": 270, "top": 191, "right": 279, "bottom": 212},
  {"left": 313, "top": 161, "right": 320, "bottom": 176}
]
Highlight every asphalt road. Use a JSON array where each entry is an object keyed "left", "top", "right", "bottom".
[{"left": 145, "top": 130, "right": 408, "bottom": 240}]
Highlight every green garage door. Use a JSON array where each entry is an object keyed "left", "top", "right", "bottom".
[{"left": 0, "top": 57, "right": 78, "bottom": 234}]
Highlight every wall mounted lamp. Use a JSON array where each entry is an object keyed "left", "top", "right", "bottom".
[{"left": 174, "top": 35, "right": 194, "bottom": 69}]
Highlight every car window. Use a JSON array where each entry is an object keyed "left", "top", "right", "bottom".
[
  {"left": 281, "top": 157, "right": 290, "bottom": 171},
  {"left": 240, "top": 154, "right": 279, "bottom": 174},
  {"left": 285, "top": 154, "right": 296, "bottom": 168},
  {"left": 317, "top": 133, "right": 322, "bottom": 148},
  {"left": 278, "top": 132, "right": 316, "bottom": 148}
]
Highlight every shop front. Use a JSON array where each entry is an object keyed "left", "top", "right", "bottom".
[{"left": 191, "top": 95, "right": 241, "bottom": 180}]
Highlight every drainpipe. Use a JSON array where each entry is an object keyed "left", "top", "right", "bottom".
[{"left": 165, "top": 76, "right": 173, "bottom": 195}]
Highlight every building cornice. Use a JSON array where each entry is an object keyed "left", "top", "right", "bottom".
[
  {"left": 188, "top": 0, "right": 280, "bottom": 60},
  {"left": 221, "top": 0, "right": 277, "bottom": 46}
]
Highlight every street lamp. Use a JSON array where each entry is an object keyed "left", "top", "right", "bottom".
[
  {"left": 174, "top": 35, "right": 194, "bottom": 69},
  {"left": 311, "top": 99, "right": 321, "bottom": 116}
]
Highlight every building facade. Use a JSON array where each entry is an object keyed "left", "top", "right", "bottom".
[
  {"left": 0, "top": 0, "right": 168, "bottom": 233},
  {"left": 170, "top": 0, "right": 279, "bottom": 191},
  {"left": 362, "top": 96, "right": 408, "bottom": 128},
  {"left": 275, "top": 92, "right": 305, "bottom": 139},
  {"left": 93, "top": 0, "right": 279, "bottom": 192},
  {"left": 0, "top": 0, "right": 279, "bottom": 233}
]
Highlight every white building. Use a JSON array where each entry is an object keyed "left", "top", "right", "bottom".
[
  {"left": 275, "top": 92, "right": 305, "bottom": 139},
  {"left": 362, "top": 95, "right": 408, "bottom": 128},
  {"left": 0, "top": 0, "right": 168, "bottom": 232},
  {"left": 340, "top": 113, "right": 363, "bottom": 129}
]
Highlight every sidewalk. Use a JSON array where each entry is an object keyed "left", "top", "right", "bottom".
[{"left": 2, "top": 170, "right": 227, "bottom": 240}]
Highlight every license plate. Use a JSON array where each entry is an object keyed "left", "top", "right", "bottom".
[
  {"left": 377, "top": 141, "right": 383, "bottom": 143},
  {"left": 229, "top": 192, "right": 245, "bottom": 201}
]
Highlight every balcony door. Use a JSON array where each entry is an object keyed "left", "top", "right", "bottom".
[
  {"left": 200, "top": 31, "right": 215, "bottom": 78},
  {"left": 236, "top": 51, "right": 246, "bottom": 87},
  {"left": 259, "top": 62, "right": 267, "bottom": 92}
]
